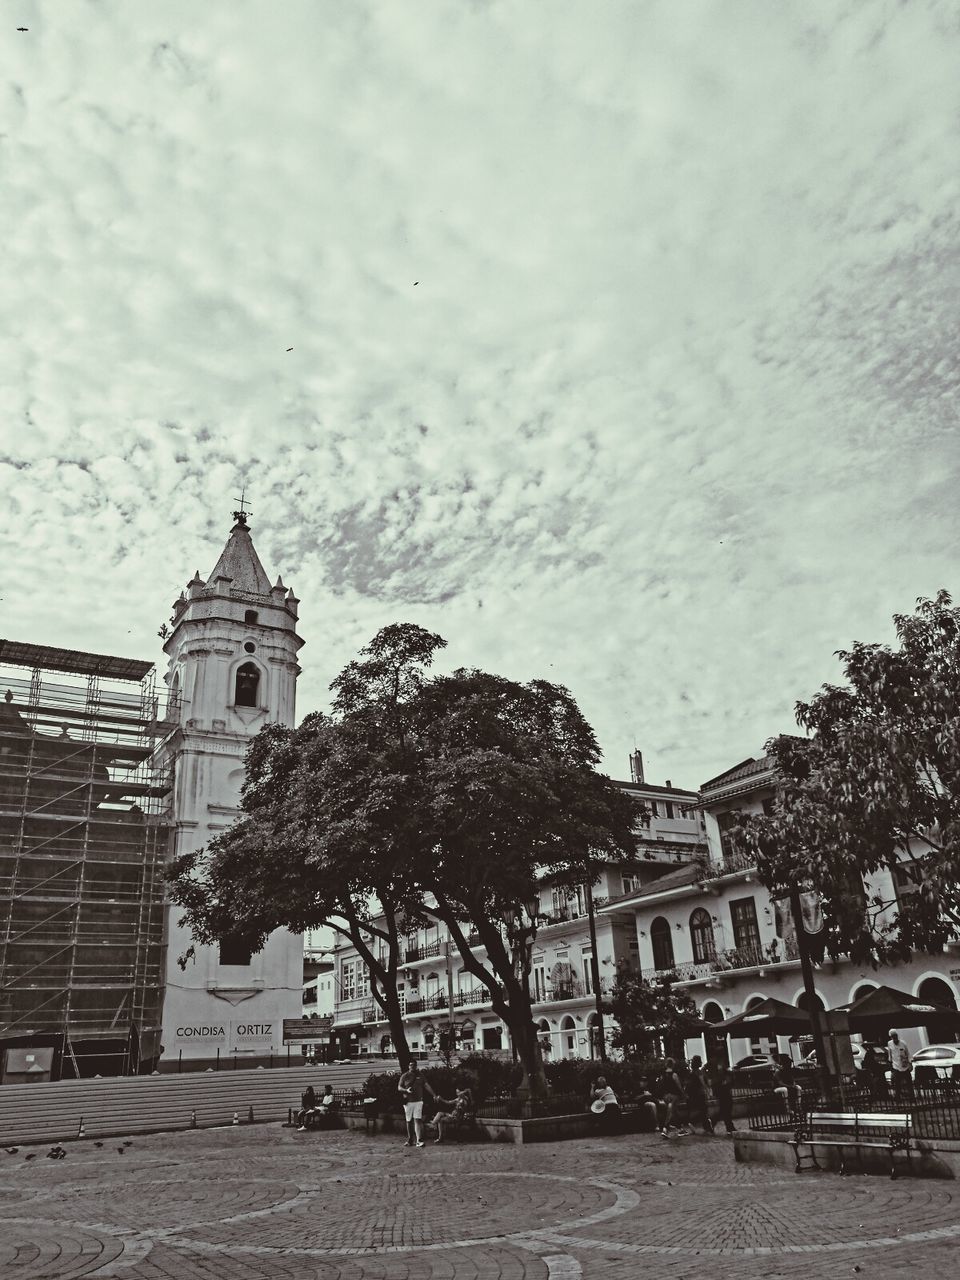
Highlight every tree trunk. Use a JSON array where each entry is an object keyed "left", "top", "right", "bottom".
[{"left": 504, "top": 978, "right": 548, "bottom": 1097}]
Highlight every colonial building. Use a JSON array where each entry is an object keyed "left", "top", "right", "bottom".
[
  {"left": 152, "top": 510, "right": 305, "bottom": 1067},
  {"left": 601, "top": 752, "right": 960, "bottom": 1069},
  {"left": 329, "top": 767, "right": 707, "bottom": 1061}
]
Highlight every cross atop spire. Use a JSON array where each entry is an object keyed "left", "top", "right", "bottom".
[{"left": 232, "top": 485, "right": 252, "bottom": 528}]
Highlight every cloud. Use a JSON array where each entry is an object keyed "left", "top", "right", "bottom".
[{"left": 1, "top": 0, "right": 959, "bottom": 786}]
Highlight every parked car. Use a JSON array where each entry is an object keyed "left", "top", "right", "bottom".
[
  {"left": 911, "top": 1044, "right": 960, "bottom": 1083},
  {"left": 729, "top": 1054, "right": 815, "bottom": 1088}
]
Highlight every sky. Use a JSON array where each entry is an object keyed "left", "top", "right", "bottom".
[{"left": 2, "top": 0, "right": 959, "bottom": 789}]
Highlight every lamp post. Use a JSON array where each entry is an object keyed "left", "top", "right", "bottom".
[
  {"left": 789, "top": 885, "right": 830, "bottom": 1096},
  {"left": 584, "top": 881, "right": 607, "bottom": 1061}
]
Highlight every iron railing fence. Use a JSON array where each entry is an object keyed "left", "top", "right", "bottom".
[
  {"left": 745, "top": 1082, "right": 960, "bottom": 1141},
  {"left": 476, "top": 1091, "right": 584, "bottom": 1121}
]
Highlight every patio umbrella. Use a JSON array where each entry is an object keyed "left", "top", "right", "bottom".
[
  {"left": 715, "top": 997, "right": 814, "bottom": 1037},
  {"left": 839, "top": 985, "right": 960, "bottom": 1037}
]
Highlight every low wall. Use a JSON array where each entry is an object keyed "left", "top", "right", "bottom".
[
  {"left": 734, "top": 1129, "right": 960, "bottom": 1180},
  {"left": 337, "top": 1110, "right": 608, "bottom": 1144}
]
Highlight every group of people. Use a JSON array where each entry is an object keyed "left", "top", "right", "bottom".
[
  {"left": 587, "top": 1056, "right": 737, "bottom": 1137},
  {"left": 859, "top": 1031, "right": 913, "bottom": 1099},
  {"left": 398, "top": 1060, "right": 475, "bottom": 1146}
]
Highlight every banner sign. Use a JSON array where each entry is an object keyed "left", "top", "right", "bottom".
[
  {"left": 283, "top": 1018, "right": 331, "bottom": 1043},
  {"left": 170, "top": 1020, "right": 276, "bottom": 1051}
]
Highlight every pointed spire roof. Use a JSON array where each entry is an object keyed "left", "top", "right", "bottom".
[{"left": 206, "top": 513, "right": 272, "bottom": 594}]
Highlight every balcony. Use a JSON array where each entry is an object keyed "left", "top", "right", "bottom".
[
  {"left": 361, "top": 1004, "right": 380, "bottom": 1024},
  {"left": 405, "top": 987, "right": 491, "bottom": 1015},
  {"left": 660, "top": 936, "right": 801, "bottom": 987},
  {"left": 712, "top": 841, "right": 756, "bottom": 877},
  {"left": 404, "top": 940, "right": 444, "bottom": 963}
]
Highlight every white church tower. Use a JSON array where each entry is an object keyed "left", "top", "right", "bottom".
[{"left": 157, "top": 506, "right": 304, "bottom": 1066}]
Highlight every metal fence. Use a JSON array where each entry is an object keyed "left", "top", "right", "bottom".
[
  {"left": 746, "top": 1083, "right": 960, "bottom": 1141},
  {"left": 476, "top": 1092, "right": 584, "bottom": 1121}
]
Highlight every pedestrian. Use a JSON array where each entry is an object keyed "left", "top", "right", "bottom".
[
  {"left": 398, "top": 1059, "right": 433, "bottom": 1147},
  {"left": 887, "top": 1031, "right": 912, "bottom": 1103},
  {"left": 859, "top": 1043, "right": 888, "bottom": 1099},
  {"left": 656, "top": 1058, "right": 685, "bottom": 1137},
  {"left": 685, "top": 1058, "right": 714, "bottom": 1134},
  {"left": 714, "top": 1065, "right": 736, "bottom": 1134}
]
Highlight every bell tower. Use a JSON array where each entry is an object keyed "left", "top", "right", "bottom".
[{"left": 156, "top": 506, "right": 305, "bottom": 1066}]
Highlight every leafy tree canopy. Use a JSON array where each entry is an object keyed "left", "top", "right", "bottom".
[
  {"left": 606, "top": 969, "right": 702, "bottom": 1059},
  {"left": 739, "top": 592, "right": 960, "bottom": 965}
]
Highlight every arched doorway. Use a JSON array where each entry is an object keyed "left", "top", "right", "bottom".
[
  {"left": 586, "top": 1012, "right": 601, "bottom": 1060},
  {"left": 536, "top": 1018, "right": 552, "bottom": 1058},
  {"left": 650, "top": 917, "right": 674, "bottom": 972},
  {"left": 852, "top": 983, "right": 877, "bottom": 1002},
  {"left": 560, "top": 1015, "right": 577, "bottom": 1059},
  {"left": 917, "top": 977, "right": 959, "bottom": 1044},
  {"left": 701, "top": 1000, "right": 728, "bottom": 1070}
]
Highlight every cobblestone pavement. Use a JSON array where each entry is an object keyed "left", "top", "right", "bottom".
[{"left": 0, "top": 1125, "right": 958, "bottom": 1279}]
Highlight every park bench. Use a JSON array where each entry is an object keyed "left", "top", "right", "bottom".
[{"left": 789, "top": 1108, "right": 911, "bottom": 1179}]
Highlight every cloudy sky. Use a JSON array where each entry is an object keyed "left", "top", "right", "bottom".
[{"left": 2, "top": 0, "right": 958, "bottom": 788}]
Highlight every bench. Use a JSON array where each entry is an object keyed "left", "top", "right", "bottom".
[
  {"left": 790, "top": 1110, "right": 911, "bottom": 1179},
  {"left": 290, "top": 1089, "right": 378, "bottom": 1132}
]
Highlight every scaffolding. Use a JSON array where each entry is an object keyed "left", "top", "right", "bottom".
[{"left": 0, "top": 640, "right": 175, "bottom": 1078}]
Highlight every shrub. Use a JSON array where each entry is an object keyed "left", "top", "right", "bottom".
[
  {"left": 454, "top": 1052, "right": 521, "bottom": 1100},
  {"left": 543, "top": 1056, "right": 662, "bottom": 1098}
]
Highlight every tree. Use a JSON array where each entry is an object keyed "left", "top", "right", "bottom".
[
  {"left": 168, "top": 623, "right": 639, "bottom": 1093},
  {"left": 606, "top": 969, "right": 702, "bottom": 1059},
  {"left": 738, "top": 591, "right": 960, "bottom": 966},
  {"left": 167, "top": 708, "right": 439, "bottom": 1064}
]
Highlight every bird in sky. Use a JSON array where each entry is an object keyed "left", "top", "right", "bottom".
[
  {"left": 286, "top": 347, "right": 293, "bottom": 351},
  {"left": 17, "top": 28, "right": 28, "bottom": 32}
]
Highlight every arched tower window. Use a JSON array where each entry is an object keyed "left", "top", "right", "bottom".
[
  {"left": 690, "top": 908, "right": 716, "bottom": 964},
  {"left": 244, "top": 609, "right": 259, "bottom": 624},
  {"left": 235, "top": 662, "right": 260, "bottom": 708},
  {"left": 650, "top": 916, "right": 674, "bottom": 972}
]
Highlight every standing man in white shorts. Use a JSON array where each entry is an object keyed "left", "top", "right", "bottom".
[{"left": 398, "top": 1059, "right": 433, "bottom": 1147}]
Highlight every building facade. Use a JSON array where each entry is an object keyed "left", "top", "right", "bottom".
[
  {"left": 602, "top": 753, "right": 960, "bottom": 1068},
  {"left": 152, "top": 511, "right": 306, "bottom": 1067}
]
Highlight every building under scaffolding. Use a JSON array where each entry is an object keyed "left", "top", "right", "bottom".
[{"left": 0, "top": 640, "right": 173, "bottom": 1080}]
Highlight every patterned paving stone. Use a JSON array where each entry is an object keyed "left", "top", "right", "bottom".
[{"left": 0, "top": 1124, "right": 956, "bottom": 1279}]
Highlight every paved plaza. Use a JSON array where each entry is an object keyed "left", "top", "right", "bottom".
[{"left": 1, "top": 1123, "right": 959, "bottom": 1280}]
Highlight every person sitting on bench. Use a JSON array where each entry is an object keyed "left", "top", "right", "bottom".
[
  {"left": 588, "top": 1076, "right": 621, "bottom": 1131},
  {"left": 431, "top": 1085, "right": 474, "bottom": 1143},
  {"left": 317, "top": 1084, "right": 337, "bottom": 1114},
  {"left": 297, "top": 1085, "right": 318, "bottom": 1130}
]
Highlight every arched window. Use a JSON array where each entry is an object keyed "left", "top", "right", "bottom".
[
  {"left": 650, "top": 916, "right": 674, "bottom": 972},
  {"left": 917, "top": 977, "right": 959, "bottom": 1044},
  {"left": 690, "top": 908, "right": 716, "bottom": 964},
  {"left": 853, "top": 983, "right": 877, "bottom": 1003},
  {"left": 702, "top": 1001, "right": 725, "bottom": 1024},
  {"left": 796, "top": 990, "right": 825, "bottom": 1011},
  {"left": 235, "top": 662, "right": 260, "bottom": 707}
]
